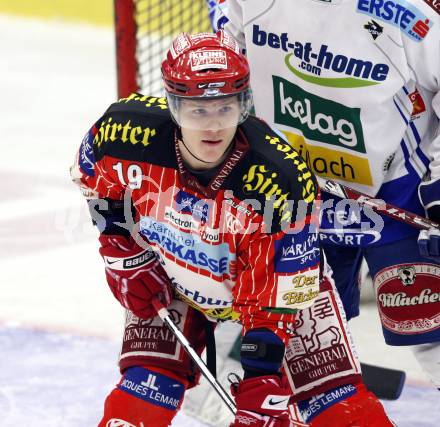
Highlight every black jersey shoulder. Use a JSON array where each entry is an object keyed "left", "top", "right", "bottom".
[
  {"left": 225, "top": 115, "right": 318, "bottom": 230},
  {"left": 92, "top": 93, "right": 177, "bottom": 168}
]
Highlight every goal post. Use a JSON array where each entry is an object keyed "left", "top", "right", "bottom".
[{"left": 113, "top": 0, "right": 213, "bottom": 98}]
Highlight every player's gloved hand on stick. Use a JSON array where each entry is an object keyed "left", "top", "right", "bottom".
[
  {"left": 418, "top": 177, "right": 440, "bottom": 262},
  {"left": 99, "top": 234, "right": 172, "bottom": 319},
  {"left": 229, "top": 374, "right": 292, "bottom": 427}
]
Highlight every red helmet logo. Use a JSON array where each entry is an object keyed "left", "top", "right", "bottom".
[{"left": 162, "top": 30, "right": 250, "bottom": 98}]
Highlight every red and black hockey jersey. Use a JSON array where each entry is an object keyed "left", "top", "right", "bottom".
[{"left": 71, "top": 93, "right": 320, "bottom": 341}]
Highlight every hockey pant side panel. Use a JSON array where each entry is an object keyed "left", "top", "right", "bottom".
[
  {"left": 119, "top": 300, "right": 211, "bottom": 388},
  {"left": 282, "top": 272, "right": 362, "bottom": 401}
]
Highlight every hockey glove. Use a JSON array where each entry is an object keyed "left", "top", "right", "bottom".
[
  {"left": 99, "top": 235, "right": 173, "bottom": 319},
  {"left": 418, "top": 177, "right": 440, "bottom": 262},
  {"left": 229, "top": 375, "right": 292, "bottom": 427},
  {"left": 297, "top": 383, "right": 394, "bottom": 427}
]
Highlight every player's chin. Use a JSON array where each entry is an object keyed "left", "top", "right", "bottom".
[
  {"left": 200, "top": 144, "right": 227, "bottom": 161},
  {"left": 201, "top": 153, "right": 224, "bottom": 164}
]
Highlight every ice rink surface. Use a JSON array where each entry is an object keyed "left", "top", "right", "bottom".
[{"left": 0, "top": 15, "right": 439, "bottom": 426}]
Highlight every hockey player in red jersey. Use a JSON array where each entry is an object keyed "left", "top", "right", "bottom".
[{"left": 71, "top": 31, "right": 393, "bottom": 426}]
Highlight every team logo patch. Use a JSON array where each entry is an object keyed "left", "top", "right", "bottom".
[
  {"left": 357, "top": 0, "right": 433, "bottom": 42},
  {"left": 397, "top": 265, "right": 416, "bottom": 285},
  {"left": 190, "top": 50, "right": 227, "bottom": 71},
  {"left": 364, "top": 19, "right": 384, "bottom": 39},
  {"left": 224, "top": 211, "right": 244, "bottom": 234},
  {"left": 408, "top": 89, "right": 426, "bottom": 119},
  {"left": 79, "top": 128, "right": 95, "bottom": 177},
  {"left": 374, "top": 263, "right": 440, "bottom": 335},
  {"left": 175, "top": 190, "right": 210, "bottom": 222}
]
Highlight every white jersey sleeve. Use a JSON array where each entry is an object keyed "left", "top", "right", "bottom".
[
  {"left": 400, "top": 0, "right": 440, "bottom": 179},
  {"left": 222, "top": 0, "right": 246, "bottom": 52}
]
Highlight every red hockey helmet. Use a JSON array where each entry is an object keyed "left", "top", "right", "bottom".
[{"left": 162, "top": 30, "right": 252, "bottom": 128}]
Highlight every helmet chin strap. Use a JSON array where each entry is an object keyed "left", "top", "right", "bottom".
[
  {"left": 180, "top": 138, "right": 216, "bottom": 164},
  {"left": 179, "top": 136, "right": 235, "bottom": 167}
]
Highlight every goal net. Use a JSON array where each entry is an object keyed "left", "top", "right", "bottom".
[{"left": 114, "top": 0, "right": 213, "bottom": 98}]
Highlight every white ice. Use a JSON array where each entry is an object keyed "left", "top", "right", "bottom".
[{"left": 0, "top": 14, "right": 439, "bottom": 426}]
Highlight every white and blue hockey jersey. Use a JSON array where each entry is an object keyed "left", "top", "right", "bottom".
[{"left": 216, "top": 0, "right": 440, "bottom": 246}]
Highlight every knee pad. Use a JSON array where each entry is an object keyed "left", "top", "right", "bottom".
[{"left": 98, "top": 366, "right": 188, "bottom": 427}]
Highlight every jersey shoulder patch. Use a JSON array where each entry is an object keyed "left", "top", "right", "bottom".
[
  {"left": 356, "top": 0, "right": 436, "bottom": 42},
  {"left": 241, "top": 117, "right": 317, "bottom": 205},
  {"left": 92, "top": 94, "right": 174, "bottom": 162},
  {"left": 232, "top": 117, "right": 317, "bottom": 231}
]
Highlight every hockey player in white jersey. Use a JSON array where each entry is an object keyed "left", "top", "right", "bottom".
[{"left": 212, "top": 0, "right": 440, "bottom": 422}]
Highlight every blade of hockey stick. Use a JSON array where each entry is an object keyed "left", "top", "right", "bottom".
[
  {"left": 361, "top": 363, "right": 406, "bottom": 400},
  {"left": 152, "top": 298, "right": 236, "bottom": 414},
  {"left": 322, "top": 179, "right": 440, "bottom": 231},
  {"left": 229, "top": 335, "right": 406, "bottom": 400}
]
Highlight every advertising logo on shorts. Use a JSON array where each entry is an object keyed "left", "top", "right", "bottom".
[{"left": 375, "top": 263, "right": 440, "bottom": 335}]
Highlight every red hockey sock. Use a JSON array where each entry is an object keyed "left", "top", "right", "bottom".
[
  {"left": 98, "top": 366, "right": 189, "bottom": 427},
  {"left": 297, "top": 383, "right": 394, "bottom": 427}
]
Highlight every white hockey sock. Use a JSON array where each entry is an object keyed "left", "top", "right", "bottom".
[{"left": 411, "top": 343, "right": 440, "bottom": 388}]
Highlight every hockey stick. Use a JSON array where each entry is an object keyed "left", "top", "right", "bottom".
[
  {"left": 322, "top": 179, "right": 439, "bottom": 230},
  {"left": 151, "top": 298, "right": 236, "bottom": 415}
]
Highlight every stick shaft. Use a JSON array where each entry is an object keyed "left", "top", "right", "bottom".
[
  {"left": 152, "top": 299, "right": 236, "bottom": 414},
  {"left": 322, "top": 179, "right": 440, "bottom": 231}
]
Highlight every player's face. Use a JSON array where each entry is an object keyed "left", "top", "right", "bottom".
[{"left": 179, "top": 97, "right": 241, "bottom": 169}]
